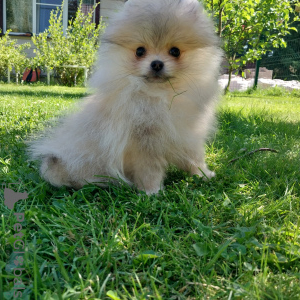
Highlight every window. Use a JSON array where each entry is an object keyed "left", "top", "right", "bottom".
[
  {"left": 68, "top": 0, "right": 96, "bottom": 23},
  {"left": 2, "top": 0, "right": 98, "bottom": 35},
  {"left": 5, "top": 0, "right": 33, "bottom": 33},
  {"left": 34, "top": 0, "right": 64, "bottom": 34}
]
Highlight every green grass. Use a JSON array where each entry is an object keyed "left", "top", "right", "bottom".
[{"left": 0, "top": 84, "right": 300, "bottom": 300}]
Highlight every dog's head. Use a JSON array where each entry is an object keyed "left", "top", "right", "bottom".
[{"left": 100, "top": 0, "right": 219, "bottom": 87}]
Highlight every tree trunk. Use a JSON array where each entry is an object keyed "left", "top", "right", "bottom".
[
  {"left": 225, "top": 65, "right": 233, "bottom": 94},
  {"left": 218, "top": 7, "right": 224, "bottom": 37}
]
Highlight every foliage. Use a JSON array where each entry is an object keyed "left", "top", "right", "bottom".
[
  {"left": 260, "top": 6, "right": 300, "bottom": 81},
  {"left": 0, "top": 29, "right": 30, "bottom": 82},
  {"left": 202, "top": 0, "right": 299, "bottom": 92},
  {"left": 0, "top": 85, "right": 300, "bottom": 299},
  {"left": 31, "top": 0, "right": 105, "bottom": 86}
]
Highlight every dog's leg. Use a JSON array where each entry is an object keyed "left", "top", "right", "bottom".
[
  {"left": 124, "top": 150, "right": 166, "bottom": 195},
  {"left": 175, "top": 147, "right": 215, "bottom": 180},
  {"left": 133, "top": 162, "right": 165, "bottom": 195}
]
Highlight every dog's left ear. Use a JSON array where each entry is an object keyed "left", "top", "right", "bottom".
[{"left": 183, "top": 0, "right": 205, "bottom": 20}]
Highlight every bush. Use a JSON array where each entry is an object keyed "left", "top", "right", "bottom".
[
  {"left": 0, "top": 29, "right": 30, "bottom": 82},
  {"left": 32, "top": 0, "right": 105, "bottom": 86}
]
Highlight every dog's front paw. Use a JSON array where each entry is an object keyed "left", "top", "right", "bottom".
[
  {"left": 133, "top": 168, "right": 165, "bottom": 196},
  {"left": 136, "top": 183, "right": 164, "bottom": 196},
  {"left": 193, "top": 166, "right": 215, "bottom": 181},
  {"left": 202, "top": 169, "right": 215, "bottom": 180},
  {"left": 145, "top": 186, "right": 163, "bottom": 195}
]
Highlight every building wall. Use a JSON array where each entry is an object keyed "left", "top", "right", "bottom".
[{"left": 10, "top": 36, "right": 35, "bottom": 58}]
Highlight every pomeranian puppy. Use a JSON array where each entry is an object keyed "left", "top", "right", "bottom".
[{"left": 31, "top": 0, "right": 222, "bottom": 194}]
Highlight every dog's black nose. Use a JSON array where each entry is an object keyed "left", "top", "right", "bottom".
[{"left": 151, "top": 60, "right": 164, "bottom": 72}]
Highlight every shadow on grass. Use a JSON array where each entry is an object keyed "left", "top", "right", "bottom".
[
  {"left": 211, "top": 109, "right": 300, "bottom": 190},
  {"left": 0, "top": 89, "right": 88, "bottom": 100},
  {"left": 166, "top": 110, "right": 300, "bottom": 187}
]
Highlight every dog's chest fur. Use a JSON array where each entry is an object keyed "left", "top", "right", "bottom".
[{"left": 129, "top": 93, "right": 175, "bottom": 150}]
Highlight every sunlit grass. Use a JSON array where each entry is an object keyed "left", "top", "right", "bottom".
[{"left": 224, "top": 87, "right": 300, "bottom": 121}]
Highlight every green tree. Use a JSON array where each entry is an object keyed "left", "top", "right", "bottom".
[
  {"left": 202, "top": 0, "right": 299, "bottom": 92},
  {"left": 32, "top": 0, "right": 105, "bottom": 86}
]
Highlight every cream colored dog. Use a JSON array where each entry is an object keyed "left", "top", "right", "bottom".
[{"left": 31, "top": 0, "right": 222, "bottom": 194}]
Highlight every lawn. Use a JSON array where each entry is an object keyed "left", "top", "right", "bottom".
[{"left": 0, "top": 84, "right": 300, "bottom": 300}]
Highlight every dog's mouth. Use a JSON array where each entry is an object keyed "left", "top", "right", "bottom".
[{"left": 143, "top": 74, "right": 172, "bottom": 83}]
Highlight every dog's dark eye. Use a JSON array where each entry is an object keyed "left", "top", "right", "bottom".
[
  {"left": 136, "top": 47, "right": 146, "bottom": 57},
  {"left": 169, "top": 47, "right": 180, "bottom": 58}
]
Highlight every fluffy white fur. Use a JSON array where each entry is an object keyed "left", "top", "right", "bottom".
[{"left": 31, "top": 0, "right": 222, "bottom": 194}]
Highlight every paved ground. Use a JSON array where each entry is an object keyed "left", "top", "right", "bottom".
[{"left": 218, "top": 75, "right": 300, "bottom": 91}]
